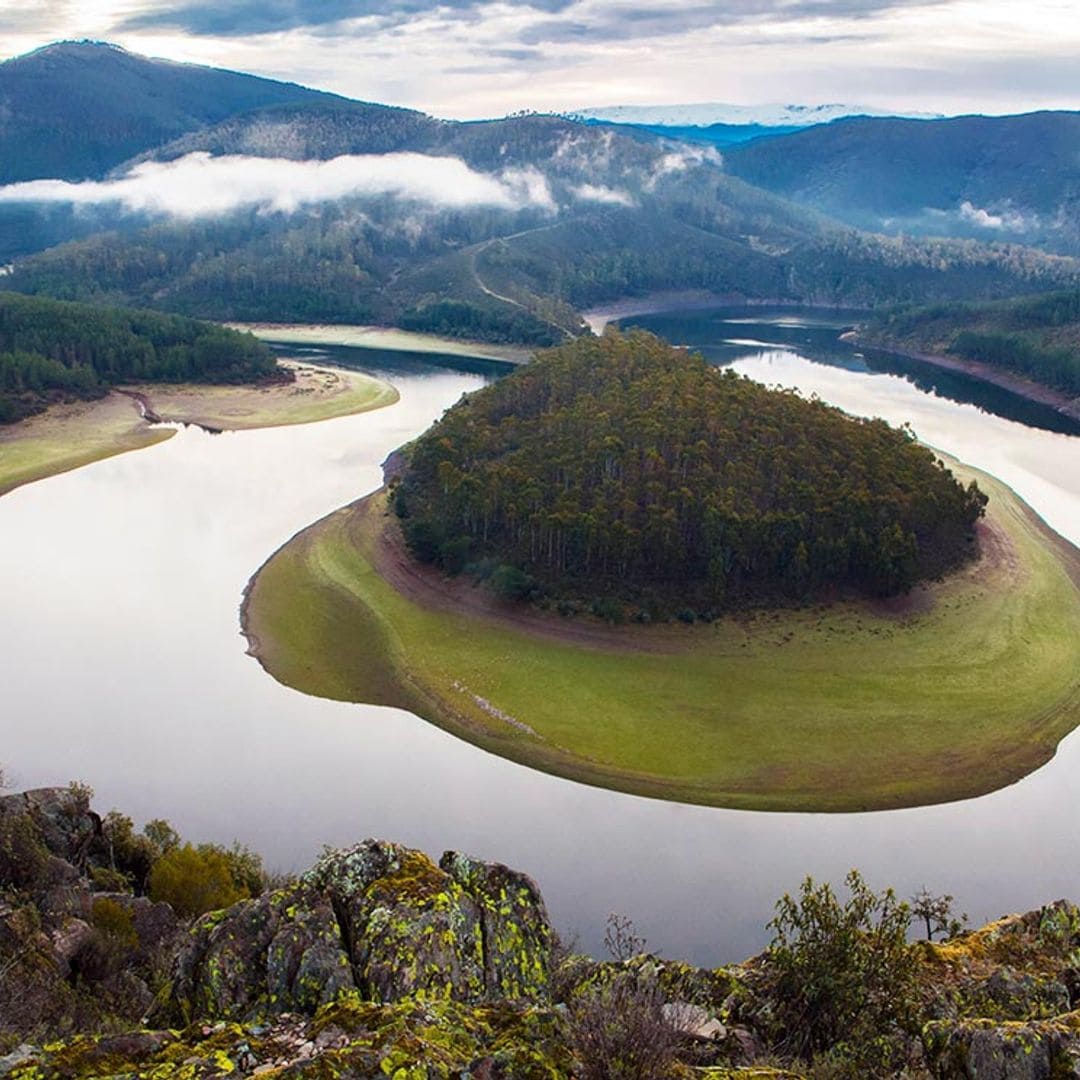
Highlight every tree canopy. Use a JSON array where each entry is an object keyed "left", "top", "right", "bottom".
[
  {"left": 395, "top": 330, "right": 987, "bottom": 614},
  {"left": 0, "top": 292, "right": 276, "bottom": 422}
]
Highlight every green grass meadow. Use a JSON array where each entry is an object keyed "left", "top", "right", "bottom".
[{"left": 244, "top": 470, "right": 1080, "bottom": 812}]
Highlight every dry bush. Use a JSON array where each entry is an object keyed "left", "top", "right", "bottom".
[{"left": 566, "top": 972, "right": 682, "bottom": 1080}]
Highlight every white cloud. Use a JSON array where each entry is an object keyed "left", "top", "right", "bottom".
[
  {"left": 568, "top": 182, "right": 635, "bottom": 206},
  {"left": 957, "top": 200, "right": 1034, "bottom": 231},
  {"left": 0, "top": 151, "right": 556, "bottom": 217}
]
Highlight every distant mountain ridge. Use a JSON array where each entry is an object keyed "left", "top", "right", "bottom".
[
  {"left": 724, "top": 112, "right": 1080, "bottom": 254},
  {"left": 0, "top": 40, "right": 347, "bottom": 185},
  {"left": 569, "top": 102, "right": 941, "bottom": 128},
  {"left": 2, "top": 42, "right": 1079, "bottom": 349}
]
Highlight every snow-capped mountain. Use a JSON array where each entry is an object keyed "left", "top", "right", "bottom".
[{"left": 568, "top": 102, "right": 941, "bottom": 128}]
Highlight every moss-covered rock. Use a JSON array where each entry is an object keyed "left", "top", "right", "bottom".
[
  {"left": 923, "top": 1010, "right": 1080, "bottom": 1079},
  {"left": 439, "top": 851, "right": 550, "bottom": 1002},
  {"left": 172, "top": 841, "right": 556, "bottom": 1019},
  {"left": 172, "top": 885, "right": 353, "bottom": 1022},
  {"left": 3, "top": 1000, "right": 571, "bottom": 1080}
]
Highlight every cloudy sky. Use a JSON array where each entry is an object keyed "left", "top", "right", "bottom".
[{"left": 1, "top": 0, "right": 1078, "bottom": 119}]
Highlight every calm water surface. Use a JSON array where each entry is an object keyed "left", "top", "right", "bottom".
[{"left": 3, "top": 313, "right": 1080, "bottom": 965}]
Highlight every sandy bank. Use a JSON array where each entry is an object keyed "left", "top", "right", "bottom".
[
  {"left": 228, "top": 322, "right": 532, "bottom": 365},
  {"left": 0, "top": 361, "right": 397, "bottom": 498}
]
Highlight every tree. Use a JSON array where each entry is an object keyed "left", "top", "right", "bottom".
[
  {"left": 765, "top": 870, "right": 919, "bottom": 1070},
  {"left": 911, "top": 887, "right": 968, "bottom": 941}
]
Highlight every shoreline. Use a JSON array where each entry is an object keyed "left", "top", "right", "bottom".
[
  {"left": 0, "top": 360, "right": 398, "bottom": 498},
  {"left": 582, "top": 293, "right": 867, "bottom": 333},
  {"left": 228, "top": 321, "right": 533, "bottom": 365},
  {"left": 847, "top": 331, "right": 1080, "bottom": 422}
]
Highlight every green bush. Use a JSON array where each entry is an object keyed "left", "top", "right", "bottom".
[
  {"left": 765, "top": 870, "right": 918, "bottom": 1072},
  {"left": 148, "top": 843, "right": 249, "bottom": 917},
  {"left": 73, "top": 898, "right": 140, "bottom": 984},
  {"left": 89, "top": 866, "right": 131, "bottom": 893},
  {"left": 490, "top": 564, "right": 536, "bottom": 602},
  {"left": 439, "top": 536, "right": 471, "bottom": 575},
  {"left": 0, "top": 812, "right": 48, "bottom": 892}
]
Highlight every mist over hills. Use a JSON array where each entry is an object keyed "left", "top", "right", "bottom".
[
  {"left": 724, "top": 112, "right": 1080, "bottom": 254},
  {"left": 1, "top": 42, "right": 1079, "bottom": 345}
]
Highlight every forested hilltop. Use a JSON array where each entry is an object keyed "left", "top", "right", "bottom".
[
  {"left": 394, "top": 330, "right": 987, "bottom": 616},
  {"left": 0, "top": 293, "right": 276, "bottom": 422},
  {"left": 858, "top": 290, "right": 1080, "bottom": 397}
]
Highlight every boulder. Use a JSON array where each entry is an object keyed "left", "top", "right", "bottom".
[
  {"left": 924, "top": 1012, "right": 1080, "bottom": 1079},
  {"left": 173, "top": 884, "right": 352, "bottom": 1021},
  {"left": 440, "top": 849, "right": 551, "bottom": 1001},
  {"left": 171, "top": 840, "right": 553, "bottom": 1019},
  {"left": 312, "top": 841, "right": 487, "bottom": 1004}
]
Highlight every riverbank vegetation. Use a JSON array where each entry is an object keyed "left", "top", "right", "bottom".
[
  {"left": 394, "top": 331, "right": 987, "bottom": 614},
  {"left": 0, "top": 292, "right": 277, "bottom": 423},
  {"left": 860, "top": 290, "right": 1080, "bottom": 397}
]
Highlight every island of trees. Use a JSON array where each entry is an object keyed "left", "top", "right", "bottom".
[
  {"left": 0, "top": 292, "right": 277, "bottom": 423},
  {"left": 394, "top": 330, "right": 988, "bottom": 617}
]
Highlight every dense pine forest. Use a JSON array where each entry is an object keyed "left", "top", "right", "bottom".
[
  {"left": 860, "top": 290, "right": 1080, "bottom": 395},
  {"left": 394, "top": 330, "right": 988, "bottom": 616},
  {"left": 0, "top": 293, "right": 277, "bottom": 422}
]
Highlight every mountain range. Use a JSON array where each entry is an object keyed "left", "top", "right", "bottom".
[
  {"left": 1, "top": 42, "right": 1078, "bottom": 345},
  {"left": 569, "top": 102, "right": 939, "bottom": 128},
  {"left": 723, "top": 113, "right": 1080, "bottom": 254}
]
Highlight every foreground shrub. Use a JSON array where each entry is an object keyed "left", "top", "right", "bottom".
[
  {"left": 566, "top": 972, "right": 681, "bottom": 1080},
  {"left": 0, "top": 812, "right": 48, "bottom": 892},
  {"left": 765, "top": 870, "right": 919, "bottom": 1072},
  {"left": 72, "top": 898, "right": 139, "bottom": 984},
  {"left": 148, "top": 843, "right": 249, "bottom": 917}
]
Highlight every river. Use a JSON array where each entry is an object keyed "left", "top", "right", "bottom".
[{"left": 2, "top": 311, "right": 1079, "bottom": 966}]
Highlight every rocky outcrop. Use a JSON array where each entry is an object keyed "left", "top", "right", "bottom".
[
  {"left": 170, "top": 840, "right": 553, "bottom": 1021},
  {"left": 19, "top": 785, "right": 1080, "bottom": 1078},
  {"left": 0, "top": 789, "right": 181, "bottom": 1028},
  {"left": 917, "top": 900, "right": 1080, "bottom": 1078},
  {"left": 924, "top": 1013, "right": 1080, "bottom": 1080},
  {"left": 0, "top": 786, "right": 100, "bottom": 869}
]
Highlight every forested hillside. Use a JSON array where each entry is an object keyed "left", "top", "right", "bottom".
[
  {"left": 4, "top": 46, "right": 1080, "bottom": 345},
  {"left": 0, "top": 41, "right": 344, "bottom": 185},
  {"left": 724, "top": 112, "right": 1080, "bottom": 254},
  {"left": 859, "top": 291, "right": 1080, "bottom": 395},
  {"left": 0, "top": 293, "right": 276, "bottom": 422},
  {"left": 6, "top": 113, "right": 1078, "bottom": 345},
  {"left": 395, "top": 330, "right": 987, "bottom": 615}
]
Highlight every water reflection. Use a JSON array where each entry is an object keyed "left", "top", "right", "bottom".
[{"left": 622, "top": 307, "right": 1080, "bottom": 437}]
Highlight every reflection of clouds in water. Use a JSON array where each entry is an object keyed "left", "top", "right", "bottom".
[
  {"left": 732, "top": 349, "right": 1080, "bottom": 546},
  {"left": 2, "top": 340, "right": 1080, "bottom": 967}
]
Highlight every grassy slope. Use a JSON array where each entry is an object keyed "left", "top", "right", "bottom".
[
  {"left": 244, "top": 467, "right": 1080, "bottom": 812},
  {"left": 0, "top": 363, "right": 397, "bottom": 497}
]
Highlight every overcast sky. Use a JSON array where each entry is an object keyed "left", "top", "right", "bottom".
[{"left": 2, "top": 0, "right": 1078, "bottom": 119}]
